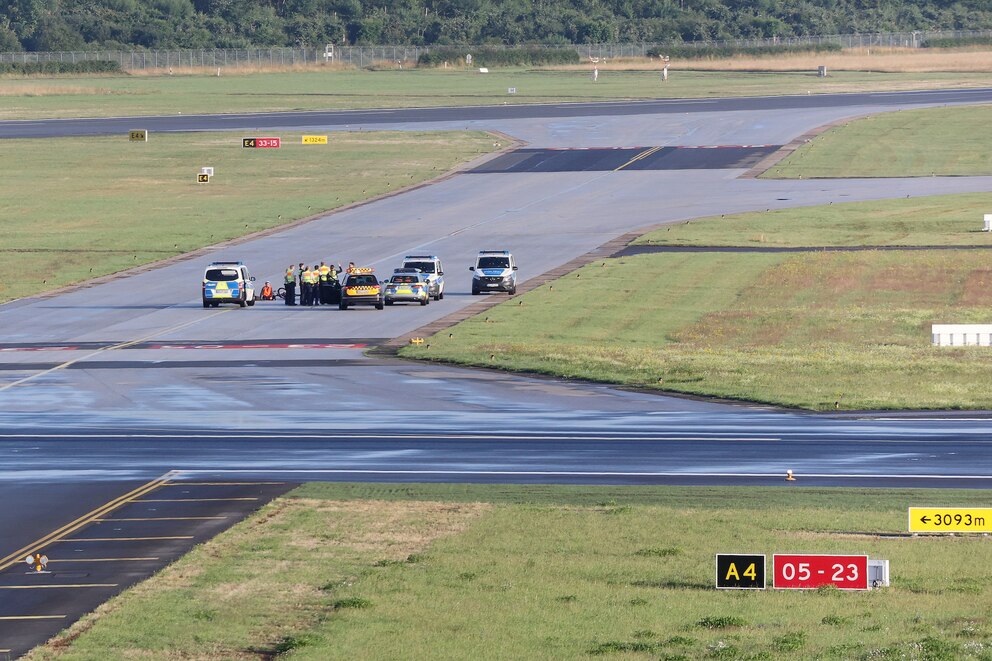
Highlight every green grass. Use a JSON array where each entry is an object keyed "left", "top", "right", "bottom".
[
  {"left": 635, "top": 194, "right": 992, "bottom": 248},
  {"left": 0, "top": 130, "right": 494, "bottom": 303},
  {"left": 2, "top": 68, "right": 991, "bottom": 120},
  {"left": 30, "top": 483, "right": 992, "bottom": 660},
  {"left": 403, "top": 193, "right": 992, "bottom": 410},
  {"left": 765, "top": 105, "right": 992, "bottom": 178}
]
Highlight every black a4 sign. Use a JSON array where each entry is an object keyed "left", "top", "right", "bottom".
[{"left": 715, "top": 554, "right": 766, "bottom": 589}]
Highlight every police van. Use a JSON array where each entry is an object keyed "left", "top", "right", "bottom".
[
  {"left": 202, "top": 261, "right": 256, "bottom": 308},
  {"left": 470, "top": 250, "right": 517, "bottom": 295}
]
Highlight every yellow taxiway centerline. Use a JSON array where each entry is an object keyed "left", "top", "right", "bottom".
[{"left": 0, "top": 471, "right": 177, "bottom": 573}]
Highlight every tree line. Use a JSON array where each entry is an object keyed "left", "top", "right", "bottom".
[{"left": 1, "top": 0, "right": 991, "bottom": 52}]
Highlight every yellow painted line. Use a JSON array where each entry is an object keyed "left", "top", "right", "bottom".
[
  {"left": 57, "top": 536, "right": 194, "bottom": 542},
  {"left": 95, "top": 517, "right": 227, "bottom": 522},
  {"left": 0, "top": 615, "right": 65, "bottom": 620},
  {"left": 0, "top": 311, "right": 229, "bottom": 391},
  {"left": 165, "top": 482, "right": 284, "bottom": 486},
  {"left": 47, "top": 557, "right": 158, "bottom": 563},
  {"left": 0, "top": 471, "right": 177, "bottom": 573},
  {"left": 0, "top": 583, "right": 117, "bottom": 589},
  {"left": 136, "top": 497, "right": 258, "bottom": 502},
  {"left": 613, "top": 145, "right": 664, "bottom": 172}
]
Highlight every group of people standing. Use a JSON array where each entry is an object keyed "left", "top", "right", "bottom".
[{"left": 283, "top": 261, "right": 349, "bottom": 306}]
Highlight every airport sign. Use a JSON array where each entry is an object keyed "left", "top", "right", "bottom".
[
  {"left": 773, "top": 554, "right": 868, "bottom": 590},
  {"left": 715, "top": 553, "right": 765, "bottom": 590},
  {"left": 909, "top": 507, "right": 992, "bottom": 533}
]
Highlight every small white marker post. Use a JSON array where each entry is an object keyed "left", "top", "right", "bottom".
[{"left": 983, "top": 213, "right": 992, "bottom": 232}]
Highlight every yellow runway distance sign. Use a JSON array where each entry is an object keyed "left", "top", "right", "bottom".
[
  {"left": 302, "top": 135, "right": 328, "bottom": 145},
  {"left": 129, "top": 129, "right": 148, "bottom": 142},
  {"left": 909, "top": 507, "right": 992, "bottom": 533}
]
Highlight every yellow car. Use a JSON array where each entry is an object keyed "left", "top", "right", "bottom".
[
  {"left": 384, "top": 269, "right": 431, "bottom": 306},
  {"left": 339, "top": 267, "right": 385, "bottom": 310}
]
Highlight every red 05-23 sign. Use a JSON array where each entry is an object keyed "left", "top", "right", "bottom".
[{"left": 773, "top": 554, "right": 868, "bottom": 590}]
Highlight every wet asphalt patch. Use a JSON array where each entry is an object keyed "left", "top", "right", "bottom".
[
  {"left": 469, "top": 146, "right": 781, "bottom": 173},
  {"left": 0, "top": 478, "right": 294, "bottom": 658}
]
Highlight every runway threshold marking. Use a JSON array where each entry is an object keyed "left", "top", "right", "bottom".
[
  {"left": 0, "top": 310, "right": 229, "bottom": 391},
  {"left": 613, "top": 145, "right": 664, "bottom": 171},
  {"left": 0, "top": 471, "right": 176, "bottom": 573}
]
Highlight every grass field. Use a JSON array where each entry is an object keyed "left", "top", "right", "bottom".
[
  {"left": 2, "top": 67, "right": 991, "bottom": 120},
  {"left": 763, "top": 105, "right": 992, "bottom": 178},
  {"left": 0, "top": 130, "right": 494, "bottom": 303},
  {"left": 401, "top": 243, "right": 992, "bottom": 410},
  {"left": 398, "top": 101, "right": 992, "bottom": 410},
  {"left": 28, "top": 483, "right": 992, "bottom": 660},
  {"left": 634, "top": 194, "right": 992, "bottom": 247}
]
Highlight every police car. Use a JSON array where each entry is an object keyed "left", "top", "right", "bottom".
[
  {"left": 401, "top": 254, "right": 444, "bottom": 300},
  {"left": 339, "top": 267, "right": 385, "bottom": 310},
  {"left": 470, "top": 250, "right": 517, "bottom": 295},
  {"left": 202, "top": 261, "right": 256, "bottom": 308},
  {"left": 384, "top": 268, "right": 431, "bottom": 306}
]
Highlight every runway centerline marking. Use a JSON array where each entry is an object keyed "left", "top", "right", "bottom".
[
  {"left": 0, "top": 471, "right": 176, "bottom": 573},
  {"left": 0, "top": 310, "right": 229, "bottom": 391}
]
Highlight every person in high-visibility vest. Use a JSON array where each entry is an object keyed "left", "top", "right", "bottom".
[
  {"left": 260, "top": 282, "right": 274, "bottom": 300},
  {"left": 284, "top": 266, "right": 297, "bottom": 306},
  {"left": 318, "top": 261, "right": 332, "bottom": 304},
  {"left": 311, "top": 265, "right": 321, "bottom": 306},
  {"left": 302, "top": 266, "right": 316, "bottom": 306}
]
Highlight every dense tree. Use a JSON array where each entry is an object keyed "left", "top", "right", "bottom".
[{"left": 1, "top": 0, "right": 991, "bottom": 51}]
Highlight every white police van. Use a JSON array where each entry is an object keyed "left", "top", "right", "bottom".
[
  {"left": 470, "top": 250, "right": 517, "bottom": 295},
  {"left": 202, "top": 261, "right": 256, "bottom": 308}
]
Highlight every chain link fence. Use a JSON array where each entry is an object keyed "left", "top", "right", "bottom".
[{"left": 1, "top": 29, "right": 991, "bottom": 71}]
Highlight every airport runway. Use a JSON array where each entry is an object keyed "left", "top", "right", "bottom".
[{"left": 2, "top": 89, "right": 992, "bottom": 656}]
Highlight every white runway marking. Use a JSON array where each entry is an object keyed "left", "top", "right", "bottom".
[{"left": 172, "top": 468, "right": 992, "bottom": 480}]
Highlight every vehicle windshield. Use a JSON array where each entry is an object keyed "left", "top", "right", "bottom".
[
  {"left": 205, "top": 268, "right": 239, "bottom": 281},
  {"left": 348, "top": 275, "right": 378, "bottom": 287},
  {"left": 392, "top": 275, "right": 420, "bottom": 284},
  {"left": 478, "top": 257, "right": 509, "bottom": 269},
  {"left": 405, "top": 261, "right": 435, "bottom": 273}
]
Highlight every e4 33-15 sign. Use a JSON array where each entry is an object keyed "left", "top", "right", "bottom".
[
  {"left": 242, "top": 137, "right": 281, "bottom": 149},
  {"left": 773, "top": 554, "right": 868, "bottom": 590}
]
